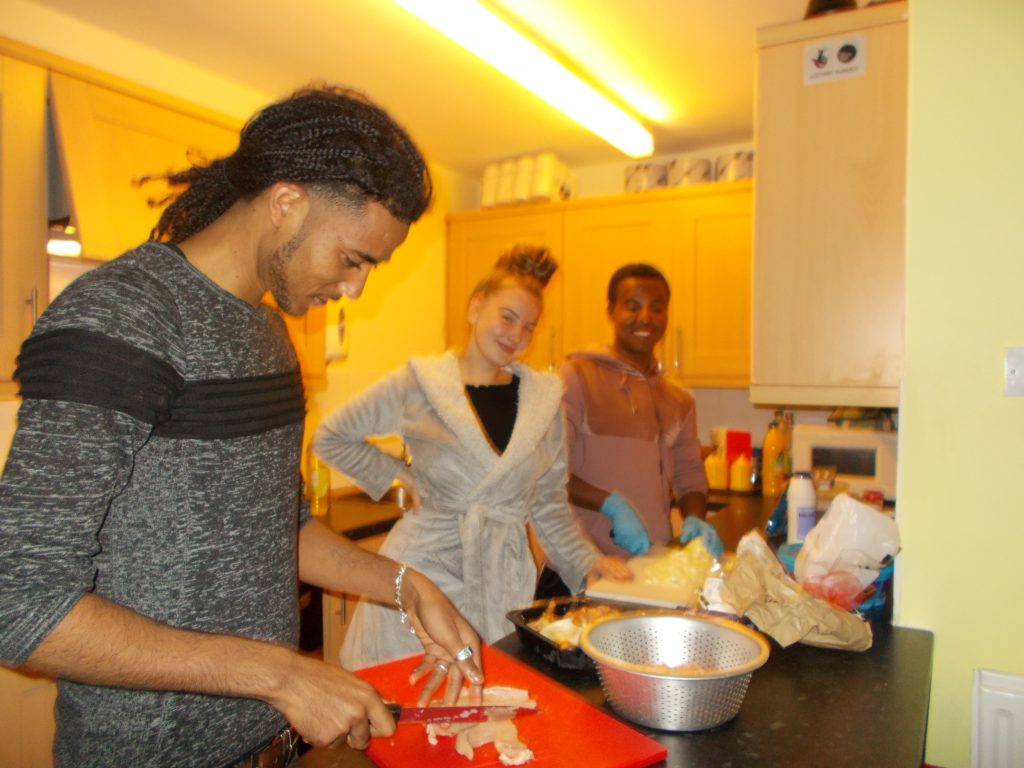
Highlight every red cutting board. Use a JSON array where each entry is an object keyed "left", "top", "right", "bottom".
[{"left": 356, "top": 644, "right": 666, "bottom": 768}]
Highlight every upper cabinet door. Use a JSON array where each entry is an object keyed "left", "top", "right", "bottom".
[
  {"left": 562, "top": 197, "right": 677, "bottom": 366},
  {"left": 0, "top": 55, "right": 48, "bottom": 389},
  {"left": 49, "top": 73, "right": 239, "bottom": 261},
  {"left": 673, "top": 186, "right": 752, "bottom": 387},
  {"left": 447, "top": 208, "right": 563, "bottom": 372},
  {"left": 752, "top": 3, "right": 907, "bottom": 406},
  {"left": 562, "top": 184, "right": 751, "bottom": 387},
  {"left": 448, "top": 183, "right": 752, "bottom": 385}
]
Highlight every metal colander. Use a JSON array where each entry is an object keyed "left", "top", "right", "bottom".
[{"left": 580, "top": 611, "right": 770, "bottom": 731}]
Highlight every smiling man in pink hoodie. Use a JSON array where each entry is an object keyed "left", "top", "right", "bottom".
[{"left": 535, "top": 263, "right": 718, "bottom": 599}]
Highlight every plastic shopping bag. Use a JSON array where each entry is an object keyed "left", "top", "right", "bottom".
[{"left": 794, "top": 493, "right": 900, "bottom": 611}]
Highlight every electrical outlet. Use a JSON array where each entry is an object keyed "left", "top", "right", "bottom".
[{"left": 1006, "top": 347, "right": 1024, "bottom": 396}]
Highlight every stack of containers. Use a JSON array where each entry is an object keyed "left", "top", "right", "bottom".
[{"left": 480, "top": 151, "right": 568, "bottom": 208}]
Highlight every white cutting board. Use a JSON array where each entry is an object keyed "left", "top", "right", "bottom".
[{"left": 585, "top": 544, "right": 703, "bottom": 608}]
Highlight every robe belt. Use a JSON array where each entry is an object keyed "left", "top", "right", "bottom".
[{"left": 454, "top": 500, "right": 533, "bottom": 642}]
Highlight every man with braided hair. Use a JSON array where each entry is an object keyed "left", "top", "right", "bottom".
[{"left": 0, "top": 85, "right": 482, "bottom": 767}]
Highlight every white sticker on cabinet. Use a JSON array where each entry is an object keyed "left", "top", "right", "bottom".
[{"left": 804, "top": 35, "right": 867, "bottom": 85}]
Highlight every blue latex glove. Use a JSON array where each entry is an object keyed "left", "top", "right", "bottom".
[
  {"left": 765, "top": 493, "right": 788, "bottom": 537},
  {"left": 679, "top": 515, "right": 724, "bottom": 560},
  {"left": 599, "top": 492, "right": 651, "bottom": 555}
]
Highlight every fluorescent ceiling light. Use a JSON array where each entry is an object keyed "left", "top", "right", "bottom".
[{"left": 392, "top": 0, "right": 654, "bottom": 158}]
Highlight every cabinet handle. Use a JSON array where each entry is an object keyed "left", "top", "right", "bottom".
[
  {"left": 674, "top": 327, "right": 683, "bottom": 373},
  {"left": 547, "top": 327, "right": 557, "bottom": 371},
  {"left": 26, "top": 286, "right": 40, "bottom": 322}
]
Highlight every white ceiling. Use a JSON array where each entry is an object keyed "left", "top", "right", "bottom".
[{"left": 28, "top": 0, "right": 809, "bottom": 176}]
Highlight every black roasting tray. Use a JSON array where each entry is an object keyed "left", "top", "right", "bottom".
[{"left": 505, "top": 596, "right": 640, "bottom": 671}]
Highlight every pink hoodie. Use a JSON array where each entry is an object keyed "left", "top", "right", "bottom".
[{"left": 559, "top": 347, "right": 708, "bottom": 557}]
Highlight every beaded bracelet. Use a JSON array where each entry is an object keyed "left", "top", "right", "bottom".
[{"left": 393, "top": 562, "right": 415, "bottom": 634}]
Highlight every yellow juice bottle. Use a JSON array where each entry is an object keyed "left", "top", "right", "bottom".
[
  {"left": 306, "top": 445, "right": 330, "bottom": 517},
  {"left": 761, "top": 421, "right": 787, "bottom": 497}
]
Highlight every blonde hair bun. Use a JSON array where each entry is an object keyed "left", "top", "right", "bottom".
[
  {"left": 470, "top": 243, "right": 558, "bottom": 302},
  {"left": 497, "top": 244, "right": 558, "bottom": 288}
]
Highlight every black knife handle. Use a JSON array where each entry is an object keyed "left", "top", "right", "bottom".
[{"left": 386, "top": 701, "right": 402, "bottom": 721}]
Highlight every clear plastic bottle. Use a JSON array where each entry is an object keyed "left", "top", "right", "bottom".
[
  {"left": 787, "top": 471, "right": 817, "bottom": 544},
  {"left": 761, "top": 421, "right": 787, "bottom": 497}
]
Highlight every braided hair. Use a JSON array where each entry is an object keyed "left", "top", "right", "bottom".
[
  {"left": 472, "top": 244, "right": 558, "bottom": 305},
  {"left": 152, "top": 84, "right": 432, "bottom": 243}
]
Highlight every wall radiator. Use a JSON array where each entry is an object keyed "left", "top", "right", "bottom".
[{"left": 974, "top": 669, "right": 1024, "bottom": 768}]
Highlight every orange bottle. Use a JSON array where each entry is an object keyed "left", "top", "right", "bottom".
[{"left": 761, "top": 421, "right": 787, "bottom": 497}]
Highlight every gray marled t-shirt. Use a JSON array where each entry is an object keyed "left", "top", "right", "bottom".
[{"left": 0, "top": 242, "right": 310, "bottom": 767}]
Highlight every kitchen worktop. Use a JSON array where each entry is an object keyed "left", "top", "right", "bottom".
[
  {"left": 295, "top": 622, "right": 933, "bottom": 767},
  {"left": 318, "top": 487, "right": 406, "bottom": 541},
  {"left": 704, "top": 489, "right": 780, "bottom": 551},
  {"left": 325, "top": 484, "right": 784, "bottom": 549}
]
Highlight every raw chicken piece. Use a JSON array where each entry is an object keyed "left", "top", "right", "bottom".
[
  {"left": 476, "top": 686, "right": 536, "bottom": 708},
  {"left": 425, "top": 686, "right": 535, "bottom": 764}
]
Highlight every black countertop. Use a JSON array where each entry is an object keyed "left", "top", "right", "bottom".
[{"left": 296, "top": 622, "right": 933, "bottom": 768}]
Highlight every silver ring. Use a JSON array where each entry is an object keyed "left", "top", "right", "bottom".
[
  {"left": 436, "top": 661, "right": 450, "bottom": 673},
  {"left": 454, "top": 646, "right": 474, "bottom": 662}
]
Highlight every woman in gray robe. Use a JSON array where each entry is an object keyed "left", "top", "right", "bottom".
[{"left": 314, "top": 245, "right": 632, "bottom": 669}]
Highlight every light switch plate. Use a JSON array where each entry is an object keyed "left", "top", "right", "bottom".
[{"left": 1006, "top": 347, "right": 1024, "bottom": 396}]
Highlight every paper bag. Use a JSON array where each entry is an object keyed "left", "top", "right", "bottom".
[{"left": 718, "top": 532, "right": 872, "bottom": 651}]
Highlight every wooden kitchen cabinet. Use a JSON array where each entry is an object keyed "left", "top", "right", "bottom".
[
  {"left": 0, "top": 667, "right": 56, "bottom": 768},
  {"left": 561, "top": 197, "right": 677, "bottom": 365},
  {"left": 48, "top": 72, "right": 240, "bottom": 261},
  {"left": 447, "top": 181, "right": 751, "bottom": 387},
  {"left": 447, "top": 208, "right": 563, "bottom": 371},
  {"left": 0, "top": 55, "right": 49, "bottom": 391},
  {"left": 563, "top": 183, "right": 751, "bottom": 387},
  {"left": 751, "top": 3, "right": 907, "bottom": 407}
]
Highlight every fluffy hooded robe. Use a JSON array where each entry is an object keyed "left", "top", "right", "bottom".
[{"left": 314, "top": 352, "right": 601, "bottom": 669}]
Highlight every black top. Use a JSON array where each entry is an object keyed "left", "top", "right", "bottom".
[{"left": 465, "top": 375, "right": 520, "bottom": 453}]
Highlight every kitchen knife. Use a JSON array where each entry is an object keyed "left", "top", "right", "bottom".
[{"left": 386, "top": 701, "right": 536, "bottom": 724}]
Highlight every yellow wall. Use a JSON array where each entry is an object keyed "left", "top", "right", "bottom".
[{"left": 901, "top": 1, "right": 1024, "bottom": 765}]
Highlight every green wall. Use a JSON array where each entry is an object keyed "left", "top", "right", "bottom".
[{"left": 901, "top": 1, "right": 1024, "bottom": 765}]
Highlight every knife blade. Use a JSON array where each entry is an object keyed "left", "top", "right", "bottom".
[{"left": 386, "top": 701, "right": 536, "bottom": 724}]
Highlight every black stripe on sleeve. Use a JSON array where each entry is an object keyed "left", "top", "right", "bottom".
[
  {"left": 15, "top": 328, "right": 184, "bottom": 425},
  {"left": 15, "top": 328, "right": 306, "bottom": 439}
]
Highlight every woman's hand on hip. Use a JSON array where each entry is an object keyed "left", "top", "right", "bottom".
[{"left": 394, "top": 468, "right": 422, "bottom": 512}]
